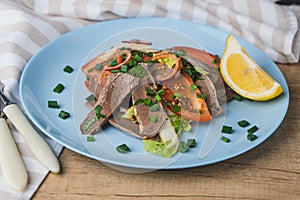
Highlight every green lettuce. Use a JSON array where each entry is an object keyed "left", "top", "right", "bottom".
[{"left": 143, "top": 117, "right": 179, "bottom": 158}]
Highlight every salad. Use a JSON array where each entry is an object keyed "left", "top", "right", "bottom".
[{"left": 80, "top": 39, "right": 236, "bottom": 158}]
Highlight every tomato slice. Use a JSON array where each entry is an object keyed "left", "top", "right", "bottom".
[{"left": 161, "top": 71, "right": 212, "bottom": 122}]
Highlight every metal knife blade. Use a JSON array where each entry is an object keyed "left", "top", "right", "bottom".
[{"left": 0, "top": 83, "right": 60, "bottom": 173}]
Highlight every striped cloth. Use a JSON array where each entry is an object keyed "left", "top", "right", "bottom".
[{"left": 0, "top": 0, "right": 299, "bottom": 199}]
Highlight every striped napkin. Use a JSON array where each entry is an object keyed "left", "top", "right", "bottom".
[{"left": 0, "top": 0, "right": 299, "bottom": 199}]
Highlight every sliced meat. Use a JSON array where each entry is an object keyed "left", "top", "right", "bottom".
[
  {"left": 132, "top": 84, "right": 165, "bottom": 138},
  {"left": 108, "top": 117, "right": 141, "bottom": 139},
  {"left": 170, "top": 47, "right": 225, "bottom": 117},
  {"left": 80, "top": 73, "right": 140, "bottom": 134}
]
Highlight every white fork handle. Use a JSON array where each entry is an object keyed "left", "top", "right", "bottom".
[
  {"left": 3, "top": 104, "right": 60, "bottom": 173},
  {"left": 0, "top": 118, "right": 28, "bottom": 191}
]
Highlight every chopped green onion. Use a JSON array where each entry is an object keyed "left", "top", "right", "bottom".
[
  {"left": 85, "top": 94, "right": 96, "bottom": 102},
  {"left": 179, "top": 141, "right": 188, "bottom": 153},
  {"left": 155, "top": 94, "right": 162, "bottom": 102},
  {"left": 63, "top": 65, "right": 73, "bottom": 73},
  {"left": 94, "top": 105, "right": 106, "bottom": 119},
  {"left": 86, "top": 135, "right": 95, "bottom": 142},
  {"left": 143, "top": 98, "right": 152, "bottom": 106},
  {"left": 145, "top": 87, "right": 155, "bottom": 96},
  {"left": 173, "top": 105, "right": 181, "bottom": 113},
  {"left": 109, "top": 59, "right": 118, "bottom": 66},
  {"left": 233, "top": 94, "right": 243, "bottom": 101},
  {"left": 156, "top": 89, "right": 165, "bottom": 96},
  {"left": 196, "top": 93, "right": 206, "bottom": 99},
  {"left": 212, "top": 58, "right": 220, "bottom": 64},
  {"left": 58, "top": 110, "right": 70, "bottom": 119},
  {"left": 190, "top": 84, "right": 197, "bottom": 91},
  {"left": 221, "top": 125, "right": 232, "bottom": 134},
  {"left": 134, "top": 99, "right": 144, "bottom": 106},
  {"left": 48, "top": 100, "right": 59, "bottom": 108},
  {"left": 53, "top": 83, "right": 65, "bottom": 93},
  {"left": 116, "top": 144, "right": 130, "bottom": 153},
  {"left": 247, "top": 125, "right": 258, "bottom": 134},
  {"left": 151, "top": 116, "right": 157, "bottom": 122},
  {"left": 171, "top": 92, "right": 182, "bottom": 99},
  {"left": 133, "top": 54, "right": 142, "bottom": 62},
  {"left": 150, "top": 104, "right": 160, "bottom": 112},
  {"left": 147, "top": 52, "right": 154, "bottom": 57},
  {"left": 111, "top": 69, "right": 121, "bottom": 73},
  {"left": 120, "top": 65, "right": 128, "bottom": 72},
  {"left": 95, "top": 63, "right": 103, "bottom": 71},
  {"left": 247, "top": 133, "right": 258, "bottom": 141},
  {"left": 238, "top": 120, "right": 250, "bottom": 127},
  {"left": 221, "top": 136, "right": 230, "bottom": 143},
  {"left": 187, "top": 139, "right": 196, "bottom": 148}
]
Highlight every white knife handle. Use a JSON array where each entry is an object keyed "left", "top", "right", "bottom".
[
  {"left": 3, "top": 104, "right": 60, "bottom": 173},
  {"left": 0, "top": 118, "right": 28, "bottom": 191}
]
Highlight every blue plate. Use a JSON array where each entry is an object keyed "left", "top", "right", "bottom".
[{"left": 19, "top": 18, "right": 289, "bottom": 170}]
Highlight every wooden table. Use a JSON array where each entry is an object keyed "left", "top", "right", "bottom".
[{"left": 33, "top": 63, "right": 300, "bottom": 199}]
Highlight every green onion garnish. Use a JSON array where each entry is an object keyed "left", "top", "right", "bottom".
[
  {"left": 53, "top": 83, "right": 65, "bottom": 93},
  {"left": 221, "top": 125, "right": 232, "bottom": 134},
  {"left": 58, "top": 110, "right": 70, "bottom": 119},
  {"left": 86, "top": 135, "right": 95, "bottom": 142},
  {"left": 143, "top": 98, "right": 152, "bottom": 106},
  {"left": 187, "top": 139, "right": 196, "bottom": 148},
  {"left": 94, "top": 105, "right": 106, "bottom": 119},
  {"left": 233, "top": 94, "right": 243, "bottom": 101},
  {"left": 155, "top": 94, "right": 162, "bottom": 102},
  {"left": 116, "top": 144, "right": 130, "bottom": 153},
  {"left": 85, "top": 94, "right": 96, "bottom": 102},
  {"left": 196, "top": 93, "right": 206, "bottom": 99},
  {"left": 212, "top": 58, "right": 220, "bottom": 64},
  {"left": 221, "top": 136, "right": 230, "bottom": 143},
  {"left": 238, "top": 120, "right": 250, "bottom": 127},
  {"left": 48, "top": 100, "right": 59, "bottom": 108},
  {"left": 109, "top": 59, "right": 118, "bottom": 66},
  {"left": 120, "top": 65, "right": 128, "bottom": 72},
  {"left": 133, "top": 54, "right": 142, "bottom": 62},
  {"left": 171, "top": 93, "right": 183, "bottom": 100},
  {"left": 111, "top": 69, "right": 121, "bottom": 73},
  {"left": 190, "top": 84, "right": 197, "bottom": 91},
  {"left": 156, "top": 89, "right": 165, "bottom": 96},
  {"left": 145, "top": 87, "right": 155, "bottom": 96},
  {"left": 63, "top": 65, "right": 73, "bottom": 73},
  {"left": 173, "top": 105, "right": 181, "bottom": 113},
  {"left": 151, "top": 116, "right": 157, "bottom": 122},
  {"left": 150, "top": 104, "right": 160, "bottom": 112},
  {"left": 95, "top": 63, "right": 103, "bottom": 71},
  {"left": 134, "top": 99, "right": 145, "bottom": 106},
  {"left": 247, "top": 133, "right": 258, "bottom": 141},
  {"left": 247, "top": 125, "right": 258, "bottom": 134}
]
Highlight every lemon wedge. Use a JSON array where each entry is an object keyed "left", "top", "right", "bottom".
[{"left": 220, "top": 34, "right": 283, "bottom": 101}]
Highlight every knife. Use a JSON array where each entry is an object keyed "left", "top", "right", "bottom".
[
  {"left": 0, "top": 111, "right": 28, "bottom": 191},
  {"left": 0, "top": 84, "right": 60, "bottom": 173}
]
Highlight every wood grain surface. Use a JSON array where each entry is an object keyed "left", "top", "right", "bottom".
[{"left": 32, "top": 63, "right": 300, "bottom": 200}]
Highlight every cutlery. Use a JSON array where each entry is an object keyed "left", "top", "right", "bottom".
[
  {"left": 0, "top": 83, "right": 60, "bottom": 173},
  {"left": 0, "top": 110, "right": 28, "bottom": 191}
]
